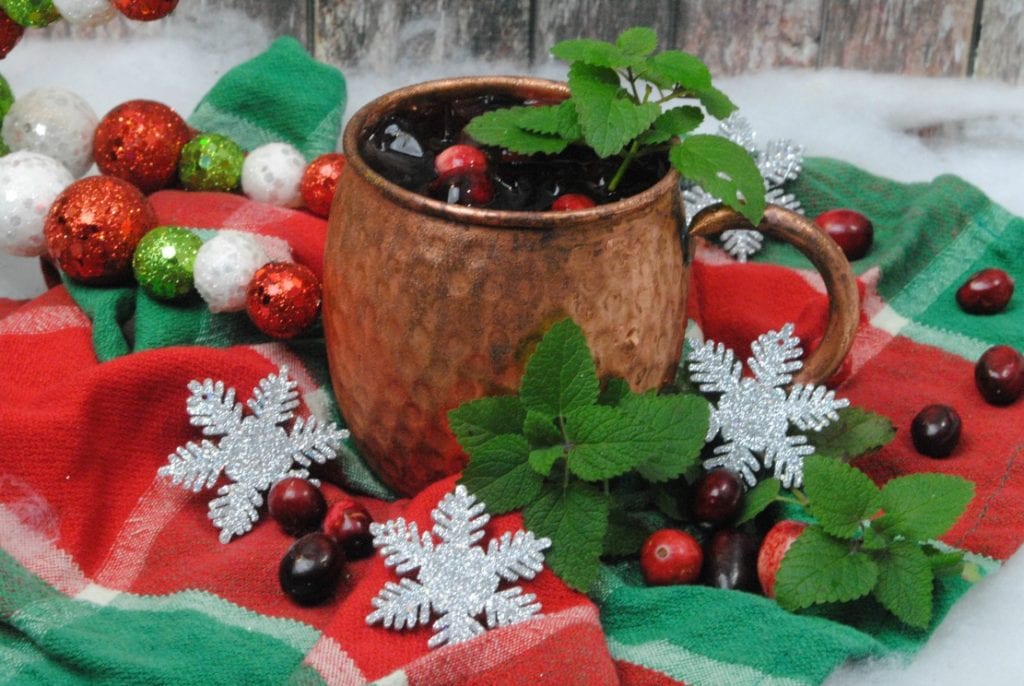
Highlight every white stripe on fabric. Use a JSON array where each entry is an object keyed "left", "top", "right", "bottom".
[
  {"left": 0, "top": 505, "right": 88, "bottom": 597},
  {"left": 0, "top": 305, "right": 90, "bottom": 335},
  {"left": 303, "top": 634, "right": 369, "bottom": 686}
]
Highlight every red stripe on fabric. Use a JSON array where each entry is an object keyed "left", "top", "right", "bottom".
[{"left": 615, "top": 659, "right": 687, "bottom": 686}]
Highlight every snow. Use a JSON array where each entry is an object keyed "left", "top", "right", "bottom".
[{"left": 1, "top": 7, "right": 1023, "bottom": 683}]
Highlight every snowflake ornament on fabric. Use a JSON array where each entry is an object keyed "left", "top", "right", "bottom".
[
  {"left": 684, "top": 114, "right": 805, "bottom": 262},
  {"left": 158, "top": 368, "right": 349, "bottom": 543},
  {"left": 687, "top": 324, "right": 848, "bottom": 488},
  {"left": 366, "top": 485, "right": 550, "bottom": 649}
]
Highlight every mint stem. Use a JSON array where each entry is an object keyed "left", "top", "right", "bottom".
[
  {"left": 791, "top": 488, "right": 810, "bottom": 508},
  {"left": 608, "top": 139, "right": 641, "bottom": 192}
]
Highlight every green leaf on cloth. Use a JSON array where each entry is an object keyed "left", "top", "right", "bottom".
[
  {"left": 803, "top": 456, "right": 882, "bottom": 539},
  {"left": 524, "top": 480, "right": 609, "bottom": 592},
  {"left": 448, "top": 396, "right": 526, "bottom": 455},
  {"left": 775, "top": 525, "right": 879, "bottom": 610},
  {"left": 805, "top": 406, "right": 896, "bottom": 462},
  {"left": 518, "top": 318, "right": 600, "bottom": 418},
  {"left": 877, "top": 473, "right": 975, "bottom": 541},
  {"left": 872, "top": 541, "right": 935, "bottom": 629},
  {"left": 737, "top": 477, "right": 780, "bottom": 525},
  {"left": 458, "top": 434, "right": 542, "bottom": 514}
]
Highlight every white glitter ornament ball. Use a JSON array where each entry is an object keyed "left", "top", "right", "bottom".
[
  {"left": 241, "top": 142, "right": 306, "bottom": 207},
  {"left": 52, "top": 0, "right": 117, "bottom": 25},
  {"left": 0, "top": 151, "right": 75, "bottom": 257},
  {"left": 193, "top": 230, "right": 270, "bottom": 313},
  {"left": 1, "top": 88, "right": 98, "bottom": 178}
]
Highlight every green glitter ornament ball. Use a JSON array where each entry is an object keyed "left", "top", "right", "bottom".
[
  {"left": 132, "top": 226, "right": 202, "bottom": 300},
  {"left": 0, "top": 73, "right": 10, "bottom": 156},
  {"left": 178, "top": 132, "right": 245, "bottom": 192},
  {"left": 0, "top": 0, "right": 60, "bottom": 27}
]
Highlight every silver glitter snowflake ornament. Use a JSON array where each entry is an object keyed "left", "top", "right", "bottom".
[
  {"left": 687, "top": 324, "right": 848, "bottom": 488},
  {"left": 366, "top": 484, "right": 550, "bottom": 649},
  {"left": 158, "top": 368, "right": 349, "bottom": 543},
  {"left": 684, "top": 114, "right": 805, "bottom": 261}
]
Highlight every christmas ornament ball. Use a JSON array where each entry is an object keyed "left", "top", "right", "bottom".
[
  {"left": 52, "top": 0, "right": 116, "bottom": 25},
  {"left": 132, "top": 226, "right": 202, "bottom": 300},
  {"left": 193, "top": 230, "right": 269, "bottom": 312},
  {"left": 1, "top": 87, "right": 98, "bottom": 178},
  {"left": 45, "top": 175, "right": 157, "bottom": 285},
  {"left": 300, "top": 153, "right": 346, "bottom": 218},
  {"left": 0, "top": 8, "right": 26, "bottom": 58},
  {"left": 0, "top": 151, "right": 75, "bottom": 257},
  {"left": 0, "top": 72, "right": 13, "bottom": 121},
  {"left": 246, "top": 262, "right": 321, "bottom": 339},
  {"left": 94, "top": 99, "right": 192, "bottom": 193},
  {"left": 112, "top": 0, "right": 176, "bottom": 21},
  {"left": 241, "top": 142, "right": 305, "bottom": 207},
  {"left": 0, "top": 0, "right": 60, "bottom": 27},
  {"left": 178, "top": 132, "right": 245, "bottom": 192}
]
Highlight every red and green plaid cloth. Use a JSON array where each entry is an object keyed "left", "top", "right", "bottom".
[{"left": 2, "top": 42, "right": 1022, "bottom": 685}]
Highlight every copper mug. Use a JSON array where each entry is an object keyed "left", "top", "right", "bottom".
[{"left": 323, "top": 77, "right": 858, "bottom": 496}]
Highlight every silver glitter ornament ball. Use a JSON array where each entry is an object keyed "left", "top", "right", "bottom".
[
  {"left": 1, "top": 88, "right": 98, "bottom": 178},
  {"left": 193, "top": 230, "right": 270, "bottom": 313},
  {"left": 241, "top": 142, "right": 306, "bottom": 208},
  {"left": 52, "top": 0, "right": 118, "bottom": 26},
  {"left": 0, "top": 151, "right": 75, "bottom": 257}
]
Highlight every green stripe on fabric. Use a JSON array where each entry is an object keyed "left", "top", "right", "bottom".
[
  {"left": 0, "top": 550, "right": 325, "bottom": 685},
  {"left": 897, "top": 321, "right": 993, "bottom": 361}
]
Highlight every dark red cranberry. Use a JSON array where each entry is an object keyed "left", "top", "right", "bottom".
[
  {"left": 279, "top": 532, "right": 346, "bottom": 606},
  {"left": 427, "top": 169, "right": 494, "bottom": 206},
  {"left": 434, "top": 144, "right": 487, "bottom": 175},
  {"left": 956, "top": 268, "right": 1014, "bottom": 315},
  {"left": 814, "top": 209, "right": 874, "bottom": 261},
  {"left": 640, "top": 529, "right": 703, "bottom": 586},
  {"left": 691, "top": 469, "right": 744, "bottom": 525},
  {"left": 703, "top": 529, "right": 760, "bottom": 592},
  {"left": 268, "top": 478, "right": 327, "bottom": 537},
  {"left": 975, "top": 345, "right": 1024, "bottom": 406},
  {"left": 910, "top": 404, "right": 962, "bottom": 458},
  {"left": 322, "top": 498, "right": 375, "bottom": 560},
  {"left": 550, "top": 193, "right": 596, "bottom": 211}
]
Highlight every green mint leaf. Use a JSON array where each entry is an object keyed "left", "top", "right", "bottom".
[
  {"left": 805, "top": 407, "right": 896, "bottom": 462},
  {"left": 618, "top": 393, "right": 710, "bottom": 482},
  {"left": 736, "top": 477, "right": 780, "bottom": 525},
  {"left": 448, "top": 396, "right": 526, "bottom": 455},
  {"left": 653, "top": 483, "right": 684, "bottom": 520},
  {"left": 523, "top": 410, "right": 563, "bottom": 447},
  {"left": 802, "top": 456, "right": 882, "bottom": 539},
  {"left": 551, "top": 38, "right": 628, "bottom": 68},
  {"left": 603, "top": 507, "right": 650, "bottom": 557},
  {"left": 923, "top": 545, "right": 966, "bottom": 575},
  {"left": 528, "top": 445, "right": 565, "bottom": 477},
  {"left": 872, "top": 541, "right": 935, "bottom": 629},
  {"left": 516, "top": 101, "right": 583, "bottom": 142},
  {"left": 774, "top": 525, "right": 879, "bottom": 611},
  {"left": 670, "top": 135, "right": 765, "bottom": 225},
  {"left": 692, "top": 85, "right": 737, "bottom": 120},
  {"left": 458, "top": 434, "right": 543, "bottom": 514},
  {"left": 877, "top": 474, "right": 975, "bottom": 541},
  {"left": 598, "top": 377, "right": 630, "bottom": 406},
  {"left": 646, "top": 50, "right": 711, "bottom": 91},
  {"left": 519, "top": 318, "right": 600, "bottom": 418},
  {"left": 861, "top": 525, "right": 888, "bottom": 550},
  {"left": 568, "top": 63, "right": 661, "bottom": 158},
  {"left": 464, "top": 107, "right": 572, "bottom": 155},
  {"left": 638, "top": 106, "right": 704, "bottom": 145},
  {"left": 563, "top": 405, "right": 645, "bottom": 481},
  {"left": 615, "top": 27, "right": 658, "bottom": 59},
  {"left": 524, "top": 480, "right": 609, "bottom": 592}
]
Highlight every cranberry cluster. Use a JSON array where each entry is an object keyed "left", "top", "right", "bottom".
[{"left": 268, "top": 478, "right": 375, "bottom": 606}]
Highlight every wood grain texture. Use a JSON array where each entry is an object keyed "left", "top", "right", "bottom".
[
  {"left": 674, "top": 0, "right": 824, "bottom": 75},
  {"left": 973, "top": 0, "right": 1024, "bottom": 85},
  {"left": 531, "top": 0, "right": 675, "bottom": 65},
  {"left": 818, "top": 0, "right": 976, "bottom": 76},
  {"left": 314, "top": 0, "right": 530, "bottom": 71}
]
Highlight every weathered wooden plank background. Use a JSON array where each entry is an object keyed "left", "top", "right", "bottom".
[{"left": 27, "top": 0, "right": 1024, "bottom": 85}]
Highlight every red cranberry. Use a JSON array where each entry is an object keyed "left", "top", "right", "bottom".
[
  {"left": 434, "top": 144, "right": 487, "bottom": 175},
  {"left": 322, "top": 498, "right": 375, "bottom": 560},
  {"left": 427, "top": 169, "right": 494, "bottom": 206},
  {"left": 691, "top": 469, "right": 744, "bottom": 525},
  {"left": 975, "top": 345, "right": 1024, "bottom": 406},
  {"left": 640, "top": 529, "right": 703, "bottom": 586},
  {"left": 757, "top": 520, "right": 807, "bottom": 598},
  {"left": 279, "top": 532, "right": 346, "bottom": 606},
  {"left": 550, "top": 193, "right": 596, "bottom": 211},
  {"left": 910, "top": 404, "right": 962, "bottom": 458},
  {"left": 703, "top": 529, "right": 760, "bottom": 592},
  {"left": 956, "top": 268, "right": 1014, "bottom": 315},
  {"left": 814, "top": 209, "right": 874, "bottom": 261},
  {"left": 268, "top": 478, "right": 327, "bottom": 537}
]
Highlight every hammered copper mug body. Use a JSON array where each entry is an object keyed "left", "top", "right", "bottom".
[{"left": 323, "top": 77, "right": 859, "bottom": 497}]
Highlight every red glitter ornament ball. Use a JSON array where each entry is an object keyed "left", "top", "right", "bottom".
[
  {"left": 112, "top": 0, "right": 178, "bottom": 21},
  {"left": 300, "top": 153, "right": 346, "bottom": 218},
  {"left": 246, "top": 262, "right": 322, "bottom": 339},
  {"left": 0, "top": 8, "right": 25, "bottom": 59},
  {"left": 93, "top": 99, "right": 192, "bottom": 193},
  {"left": 44, "top": 176, "right": 157, "bottom": 285}
]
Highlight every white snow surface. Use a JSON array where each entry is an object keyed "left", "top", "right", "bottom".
[{"left": 1, "top": 9, "right": 1023, "bottom": 684}]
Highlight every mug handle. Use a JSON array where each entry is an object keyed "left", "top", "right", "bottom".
[{"left": 688, "top": 203, "right": 860, "bottom": 386}]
